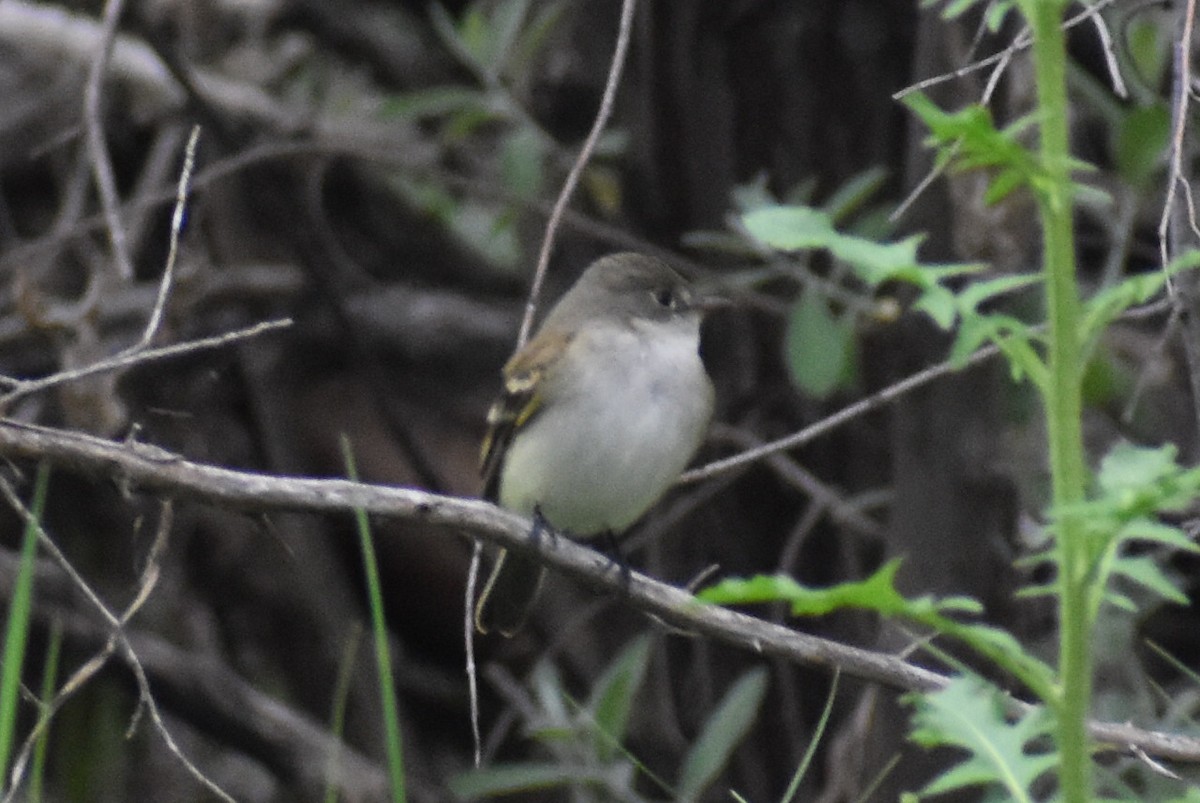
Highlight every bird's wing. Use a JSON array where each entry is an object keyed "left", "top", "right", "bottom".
[{"left": 480, "top": 328, "right": 574, "bottom": 502}]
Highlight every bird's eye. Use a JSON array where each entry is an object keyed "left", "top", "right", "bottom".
[{"left": 653, "top": 288, "right": 675, "bottom": 308}]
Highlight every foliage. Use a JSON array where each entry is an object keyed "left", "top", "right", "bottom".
[
  {"left": 343, "top": 439, "right": 407, "bottom": 803},
  {"left": 451, "top": 635, "right": 769, "bottom": 800},
  {"left": 907, "top": 677, "right": 1055, "bottom": 802},
  {"left": 698, "top": 2, "right": 1200, "bottom": 801},
  {"left": 381, "top": 0, "right": 588, "bottom": 270},
  {"left": 0, "top": 463, "right": 49, "bottom": 790},
  {"left": 699, "top": 561, "right": 1055, "bottom": 701}
]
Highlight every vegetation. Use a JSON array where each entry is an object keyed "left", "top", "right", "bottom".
[{"left": 0, "top": 0, "right": 1197, "bottom": 801}]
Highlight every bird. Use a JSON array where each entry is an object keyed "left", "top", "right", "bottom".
[{"left": 474, "top": 252, "right": 722, "bottom": 636}]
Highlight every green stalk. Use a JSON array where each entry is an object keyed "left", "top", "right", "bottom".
[
  {"left": 1022, "top": 1, "right": 1091, "bottom": 800},
  {"left": 0, "top": 462, "right": 50, "bottom": 784},
  {"left": 341, "top": 438, "right": 407, "bottom": 803}
]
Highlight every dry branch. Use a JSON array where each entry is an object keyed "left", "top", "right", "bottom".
[{"left": 0, "top": 419, "right": 1198, "bottom": 764}]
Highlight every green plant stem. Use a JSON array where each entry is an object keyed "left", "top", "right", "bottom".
[
  {"left": 0, "top": 462, "right": 50, "bottom": 784},
  {"left": 341, "top": 438, "right": 407, "bottom": 803},
  {"left": 1023, "top": 1, "right": 1092, "bottom": 801}
]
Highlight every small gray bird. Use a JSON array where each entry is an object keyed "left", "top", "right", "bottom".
[{"left": 474, "top": 252, "right": 721, "bottom": 636}]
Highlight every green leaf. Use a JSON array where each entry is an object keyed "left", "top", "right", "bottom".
[
  {"left": 742, "top": 205, "right": 838, "bottom": 251},
  {"left": 500, "top": 126, "right": 545, "bottom": 199},
  {"left": 1126, "top": 20, "right": 1168, "bottom": 92},
  {"left": 822, "top": 166, "right": 889, "bottom": 225},
  {"left": 485, "top": 0, "right": 532, "bottom": 78},
  {"left": 380, "top": 87, "right": 488, "bottom": 120},
  {"left": 1080, "top": 271, "right": 1170, "bottom": 345},
  {"left": 955, "top": 274, "right": 1041, "bottom": 313},
  {"left": 698, "top": 560, "right": 977, "bottom": 619},
  {"left": 785, "top": 288, "right": 856, "bottom": 398},
  {"left": 699, "top": 563, "right": 1055, "bottom": 698},
  {"left": 1116, "top": 519, "right": 1200, "bottom": 553},
  {"left": 907, "top": 677, "right": 1055, "bottom": 802},
  {"left": 926, "top": 0, "right": 1017, "bottom": 27},
  {"left": 507, "top": 1, "right": 567, "bottom": 74},
  {"left": 676, "top": 668, "right": 769, "bottom": 802},
  {"left": 586, "top": 635, "right": 653, "bottom": 761},
  {"left": 458, "top": 2, "right": 493, "bottom": 68},
  {"left": 827, "top": 235, "right": 925, "bottom": 286},
  {"left": 903, "top": 92, "right": 1088, "bottom": 208},
  {"left": 1114, "top": 104, "right": 1169, "bottom": 188},
  {"left": 744, "top": 202, "right": 932, "bottom": 286},
  {"left": 1096, "top": 442, "right": 1180, "bottom": 497},
  {"left": 1111, "top": 555, "right": 1189, "bottom": 606},
  {"left": 911, "top": 283, "right": 958, "bottom": 330}
]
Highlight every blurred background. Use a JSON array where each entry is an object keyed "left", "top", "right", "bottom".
[{"left": 0, "top": 0, "right": 1195, "bottom": 800}]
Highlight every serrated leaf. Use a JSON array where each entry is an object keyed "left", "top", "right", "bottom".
[
  {"left": 907, "top": 677, "right": 1055, "bottom": 802},
  {"left": 912, "top": 283, "right": 958, "bottom": 330},
  {"left": 1081, "top": 271, "right": 1171, "bottom": 345},
  {"left": 698, "top": 560, "right": 905, "bottom": 616},
  {"left": 1102, "top": 588, "right": 1139, "bottom": 613},
  {"left": 699, "top": 563, "right": 1054, "bottom": 696},
  {"left": 828, "top": 234, "right": 924, "bottom": 286},
  {"left": 1096, "top": 442, "right": 1179, "bottom": 496},
  {"left": 1111, "top": 555, "right": 1189, "bottom": 606},
  {"left": 586, "top": 634, "right": 652, "bottom": 761},
  {"left": 677, "top": 669, "right": 769, "bottom": 801},
  {"left": 1117, "top": 519, "right": 1200, "bottom": 553},
  {"left": 742, "top": 205, "right": 838, "bottom": 251},
  {"left": 955, "top": 274, "right": 1041, "bottom": 314},
  {"left": 698, "top": 560, "right": 981, "bottom": 619},
  {"left": 785, "top": 288, "right": 855, "bottom": 398}
]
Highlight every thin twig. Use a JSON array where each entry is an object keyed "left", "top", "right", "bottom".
[
  {"left": 466, "top": 540, "right": 483, "bottom": 767},
  {"left": 127, "top": 125, "right": 201, "bottom": 353},
  {"left": 517, "top": 0, "right": 638, "bottom": 346},
  {"left": 894, "top": 0, "right": 1122, "bottom": 101},
  {"left": 1160, "top": 0, "right": 1200, "bottom": 437},
  {"left": 895, "top": 0, "right": 1122, "bottom": 224},
  {"left": 684, "top": 295, "right": 1173, "bottom": 485},
  {"left": 1089, "top": 8, "right": 1129, "bottom": 99},
  {"left": 83, "top": 0, "right": 134, "bottom": 281},
  {"left": 0, "top": 318, "right": 292, "bottom": 407},
  {"left": 682, "top": 341, "right": 1001, "bottom": 484},
  {"left": 0, "top": 484, "right": 235, "bottom": 803},
  {"left": 1159, "top": 0, "right": 1196, "bottom": 271},
  {"left": 0, "top": 420, "right": 1198, "bottom": 763}
]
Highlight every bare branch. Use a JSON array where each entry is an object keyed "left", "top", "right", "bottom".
[
  {"left": 0, "top": 420, "right": 1198, "bottom": 763},
  {"left": 0, "top": 548, "right": 390, "bottom": 800},
  {"left": 0, "top": 318, "right": 292, "bottom": 407},
  {"left": 83, "top": 0, "right": 134, "bottom": 281},
  {"left": 127, "top": 125, "right": 201, "bottom": 353},
  {"left": 0, "top": 481, "right": 235, "bottom": 803},
  {"left": 518, "top": 0, "right": 638, "bottom": 346},
  {"left": 683, "top": 341, "right": 1002, "bottom": 484}
]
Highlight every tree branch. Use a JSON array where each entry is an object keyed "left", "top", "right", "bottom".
[{"left": 0, "top": 418, "right": 1198, "bottom": 763}]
